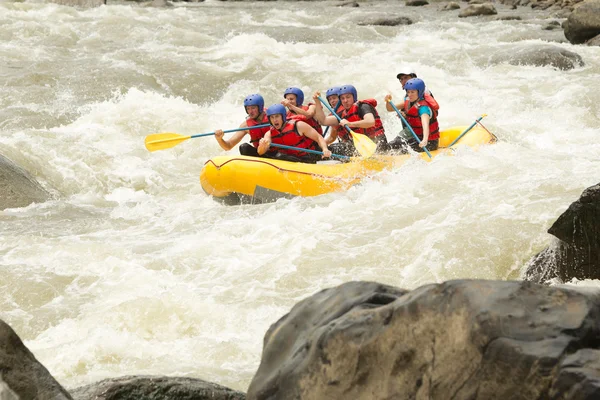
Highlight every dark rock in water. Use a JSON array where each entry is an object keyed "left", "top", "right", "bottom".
[
  {"left": 0, "top": 154, "right": 50, "bottom": 210},
  {"left": 440, "top": 2, "right": 461, "bottom": 11},
  {"left": 356, "top": 16, "right": 413, "bottom": 26},
  {"left": 70, "top": 376, "right": 245, "bottom": 400},
  {"left": 489, "top": 44, "right": 584, "bottom": 70},
  {"left": 497, "top": 15, "right": 522, "bottom": 20},
  {"left": 563, "top": 0, "right": 600, "bottom": 44},
  {"left": 543, "top": 20, "right": 562, "bottom": 30},
  {"left": 338, "top": 1, "right": 359, "bottom": 7},
  {"left": 47, "top": 0, "right": 106, "bottom": 6},
  {"left": 525, "top": 183, "right": 600, "bottom": 284},
  {"left": 586, "top": 33, "right": 600, "bottom": 46},
  {"left": 246, "top": 280, "right": 600, "bottom": 400},
  {"left": 406, "top": 0, "right": 429, "bottom": 6},
  {"left": 458, "top": 3, "right": 498, "bottom": 17},
  {"left": 531, "top": 0, "right": 555, "bottom": 10},
  {"left": 0, "top": 319, "right": 73, "bottom": 400}
]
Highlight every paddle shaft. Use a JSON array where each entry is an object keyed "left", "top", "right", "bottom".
[
  {"left": 322, "top": 100, "right": 341, "bottom": 137},
  {"left": 192, "top": 123, "right": 271, "bottom": 139},
  {"left": 270, "top": 143, "right": 349, "bottom": 160},
  {"left": 317, "top": 96, "right": 354, "bottom": 135},
  {"left": 448, "top": 115, "right": 487, "bottom": 147},
  {"left": 388, "top": 100, "right": 432, "bottom": 159}
]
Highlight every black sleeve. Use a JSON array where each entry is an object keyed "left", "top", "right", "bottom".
[{"left": 357, "top": 103, "right": 376, "bottom": 119}]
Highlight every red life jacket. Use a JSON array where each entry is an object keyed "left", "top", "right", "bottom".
[
  {"left": 424, "top": 92, "right": 439, "bottom": 112},
  {"left": 328, "top": 102, "right": 344, "bottom": 116},
  {"left": 338, "top": 99, "right": 385, "bottom": 141},
  {"left": 246, "top": 112, "right": 270, "bottom": 148},
  {"left": 270, "top": 120, "right": 317, "bottom": 157},
  {"left": 403, "top": 98, "right": 440, "bottom": 141},
  {"left": 287, "top": 104, "right": 323, "bottom": 136}
]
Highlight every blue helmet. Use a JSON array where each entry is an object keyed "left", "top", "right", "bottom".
[
  {"left": 243, "top": 94, "right": 264, "bottom": 113},
  {"left": 266, "top": 104, "right": 287, "bottom": 124},
  {"left": 404, "top": 78, "right": 425, "bottom": 99},
  {"left": 283, "top": 87, "right": 304, "bottom": 106},
  {"left": 325, "top": 86, "right": 341, "bottom": 98},
  {"left": 338, "top": 84, "right": 357, "bottom": 102}
]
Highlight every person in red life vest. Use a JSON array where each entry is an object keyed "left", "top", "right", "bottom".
[
  {"left": 388, "top": 78, "right": 440, "bottom": 153},
  {"left": 313, "top": 84, "right": 389, "bottom": 156},
  {"left": 386, "top": 72, "right": 439, "bottom": 113},
  {"left": 261, "top": 104, "right": 332, "bottom": 163},
  {"left": 281, "top": 87, "right": 323, "bottom": 136},
  {"left": 214, "top": 93, "right": 273, "bottom": 158},
  {"left": 321, "top": 86, "right": 343, "bottom": 146}
]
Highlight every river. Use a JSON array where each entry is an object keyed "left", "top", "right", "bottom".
[{"left": 1, "top": 0, "right": 599, "bottom": 392}]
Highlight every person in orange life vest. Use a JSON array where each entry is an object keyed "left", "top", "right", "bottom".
[
  {"left": 214, "top": 93, "right": 273, "bottom": 157},
  {"left": 313, "top": 85, "right": 389, "bottom": 157},
  {"left": 261, "top": 104, "right": 332, "bottom": 163},
  {"left": 281, "top": 87, "right": 323, "bottom": 136},
  {"left": 388, "top": 78, "right": 440, "bottom": 153}
]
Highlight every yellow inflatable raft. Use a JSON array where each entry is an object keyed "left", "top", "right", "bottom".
[{"left": 200, "top": 125, "right": 496, "bottom": 205}]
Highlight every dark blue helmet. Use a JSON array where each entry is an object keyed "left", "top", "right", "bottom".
[
  {"left": 266, "top": 104, "right": 287, "bottom": 125},
  {"left": 283, "top": 87, "right": 304, "bottom": 106},
  {"left": 404, "top": 78, "right": 425, "bottom": 99},
  {"left": 243, "top": 94, "right": 264, "bottom": 113},
  {"left": 325, "top": 86, "right": 341, "bottom": 99},
  {"left": 338, "top": 85, "right": 357, "bottom": 102}
]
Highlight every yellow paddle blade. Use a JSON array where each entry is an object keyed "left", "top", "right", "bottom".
[
  {"left": 349, "top": 130, "right": 376, "bottom": 158},
  {"left": 144, "top": 133, "right": 191, "bottom": 152}
]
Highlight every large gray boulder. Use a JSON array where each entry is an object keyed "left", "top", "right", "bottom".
[
  {"left": 247, "top": 280, "right": 600, "bottom": 400},
  {"left": 0, "top": 154, "right": 50, "bottom": 210},
  {"left": 458, "top": 3, "right": 497, "bottom": 17},
  {"left": 0, "top": 319, "right": 73, "bottom": 400},
  {"left": 70, "top": 376, "right": 245, "bottom": 400},
  {"left": 489, "top": 44, "right": 584, "bottom": 70},
  {"left": 525, "top": 183, "right": 600, "bottom": 283},
  {"left": 564, "top": 0, "right": 600, "bottom": 44}
]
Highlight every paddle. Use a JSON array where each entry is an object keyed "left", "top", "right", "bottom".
[
  {"left": 270, "top": 143, "right": 349, "bottom": 160},
  {"left": 322, "top": 100, "right": 341, "bottom": 137},
  {"left": 317, "top": 96, "right": 376, "bottom": 158},
  {"left": 145, "top": 124, "right": 270, "bottom": 152},
  {"left": 386, "top": 100, "right": 432, "bottom": 159},
  {"left": 448, "top": 114, "right": 488, "bottom": 147}
]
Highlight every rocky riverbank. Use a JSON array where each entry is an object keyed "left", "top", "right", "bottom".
[{"left": 3, "top": 277, "right": 600, "bottom": 399}]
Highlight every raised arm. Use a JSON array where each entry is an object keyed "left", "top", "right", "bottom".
[
  {"left": 215, "top": 121, "right": 248, "bottom": 151},
  {"left": 384, "top": 94, "right": 404, "bottom": 113},
  {"left": 312, "top": 91, "right": 340, "bottom": 126}
]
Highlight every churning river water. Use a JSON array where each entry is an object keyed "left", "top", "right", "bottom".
[{"left": 1, "top": 0, "right": 599, "bottom": 391}]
